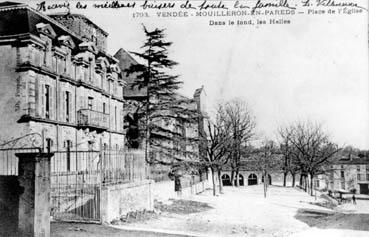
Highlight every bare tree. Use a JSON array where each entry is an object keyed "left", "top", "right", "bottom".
[
  {"left": 278, "top": 127, "right": 301, "bottom": 187},
  {"left": 279, "top": 121, "right": 341, "bottom": 195},
  {"left": 250, "top": 140, "right": 282, "bottom": 198},
  {"left": 221, "top": 99, "right": 256, "bottom": 186},
  {"left": 200, "top": 107, "right": 231, "bottom": 196}
]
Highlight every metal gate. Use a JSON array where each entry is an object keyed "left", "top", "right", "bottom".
[
  {"left": 50, "top": 151, "right": 101, "bottom": 222},
  {"left": 50, "top": 148, "right": 147, "bottom": 222}
]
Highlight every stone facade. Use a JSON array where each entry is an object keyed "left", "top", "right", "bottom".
[
  {"left": 318, "top": 158, "right": 369, "bottom": 194},
  {"left": 0, "top": 3, "right": 126, "bottom": 170}
]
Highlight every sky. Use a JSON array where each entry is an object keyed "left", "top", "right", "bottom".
[{"left": 29, "top": 0, "right": 369, "bottom": 148}]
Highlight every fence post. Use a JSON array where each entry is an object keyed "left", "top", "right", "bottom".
[{"left": 16, "top": 152, "right": 53, "bottom": 237}]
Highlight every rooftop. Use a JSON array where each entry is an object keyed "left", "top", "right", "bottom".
[
  {"left": 48, "top": 13, "right": 109, "bottom": 36},
  {"left": 0, "top": 1, "right": 117, "bottom": 64}
]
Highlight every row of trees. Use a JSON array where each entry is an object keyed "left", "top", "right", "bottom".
[
  {"left": 204, "top": 105, "right": 342, "bottom": 197},
  {"left": 278, "top": 122, "right": 341, "bottom": 195},
  {"left": 200, "top": 100, "right": 256, "bottom": 195},
  {"left": 125, "top": 26, "right": 342, "bottom": 198}
]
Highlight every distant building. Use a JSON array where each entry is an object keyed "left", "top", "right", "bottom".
[
  {"left": 0, "top": 2, "right": 125, "bottom": 157},
  {"left": 317, "top": 156, "right": 369, "bottom": 195},
  {"left": 221, "top": 159, "right": 286, "bottom": 187},
  {"left": 114, "top": 48, "right": 207, "bottom": 181}
]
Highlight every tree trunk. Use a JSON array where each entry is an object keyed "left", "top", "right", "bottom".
[
  {"left": 263, "top": 171, "right": 267, "bottom": 198},
  {"left": 174, "top": 176, "right": 182, "bottom": 192},
  {"left": 291, "top": 173, "right": 296, "bottom": 187},
  {"left": 283, "top": 172, "right": 287, "bottom": 187},
  {"left": 235, "top": 169, "right": 240, "bottom": 187},
  {"left": 231, "top": 170, "right": 235, "bottom": 186},
  {"left": 217, "top": 168, "right": 223, "bottom": 194},
  {"left": 303, "top": 175, "right": 307, "bottom": 192},
  {"left": 299, "top": 174, "right": 303, "bottom": 187},
  {"left": 310, "top": 173, "right": 314, "bottom": 196},
  {"left": 211, "top": 167, "right": 216, "bottom": 196}
]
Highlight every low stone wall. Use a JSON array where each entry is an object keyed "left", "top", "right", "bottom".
[
  {"left": 100, "top": 180, "right": 154, "bottom": 223},
  {"left": 153, "top": 180, "right": 177, "bottom": 201},
  {"left": 153, "top": 179, "right": 211, "bottom": 201},
  {"left": 179, "top": 180, "right": 211, "bottom": 197}
]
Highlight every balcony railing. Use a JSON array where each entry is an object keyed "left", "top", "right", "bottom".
[{"left": 77, "top": 109, "right": 109, "bottom": 131}]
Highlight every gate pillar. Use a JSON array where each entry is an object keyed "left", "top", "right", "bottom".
[
  {"left": 16, "top": 152, "right": 53, "bottom": 237},
  {"left": 0, "top": 175, "right": 20, "bottom": 235}
]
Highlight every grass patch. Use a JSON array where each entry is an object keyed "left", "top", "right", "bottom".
[{"left": 155, "top": 199, "right": 213, "bottom": 214}]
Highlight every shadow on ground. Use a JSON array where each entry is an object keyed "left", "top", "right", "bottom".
[
  {"left": 295, "top": 208, "right": 369, "bottom": 231},
  {"left": 155, "top": 199, "right": 213, "bottom": 214},
  {"left": 51, "top": 222, "right": 192, "bottom": 237}
]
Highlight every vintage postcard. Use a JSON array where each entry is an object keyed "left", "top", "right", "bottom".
[{"left": 0, "top": 0, "right": 368, "bottom": 236}]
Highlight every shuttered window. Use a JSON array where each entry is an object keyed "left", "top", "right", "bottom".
[
  {"left": 88, "top": 97, "right": 93, "bottom": 110},
  {"left": 44, "top": 85, "right": 50, "bottom": 119},
  {"left": 65, "top": 91, "right": 70, "bottom": 122}
]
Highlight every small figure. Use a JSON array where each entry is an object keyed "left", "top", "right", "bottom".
[{"left": 352, "top": 194, "right": 356, "bottom": 205}]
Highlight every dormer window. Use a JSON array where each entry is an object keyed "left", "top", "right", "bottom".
[
  {"left": 58, "top": 35, "right": 76, "bottom": 49},
  {"left": 36, "top": 23, "right": 56, "bottom": 39}
]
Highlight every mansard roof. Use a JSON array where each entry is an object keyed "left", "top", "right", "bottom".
[
  {"left": 334, "top": 157, "right": 369, "bottom": 165},
  {"left": 0, "top": 2, "right": 117, "bottom": 64},
  {"left": 48, "top": 13, "right": 108, "bottom": 36},
  {"left": 114, "top": 48, "right": 147, "bottom": 100},
  {"left": 0, "top": 1, "right": 23, "bottom": 7}
]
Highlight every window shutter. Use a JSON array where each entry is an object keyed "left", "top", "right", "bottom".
[
  {"left": 45, "top": 39, "right": 52, "bottom": 68},
  {"left": 69, "top": 92, "right": 73, "bottom": 122},
  {"left": 52, "top": 57, "right": 57, "bottom": 72},
  {"left": 35, "top": 49, "right": 41, "bottom": 67},
  {"left": 77, "top": 95, "right": 81, "bottom": 110},
  {"left": 30, "top": 46, "right": 35, "bottom": 65},
  {"left": 40, "top": 82, "right": 45, "bottom": 118},
  {"left": 56, "top": 81, "right": 60, "bottom": 120},
  {"left": 120, "top": 108, "right": 124, "bottom": 132},
  {"left": 34, "top": 76, "right": 39, "bottom": 117},
  {"left": 49, "top": 85, "right": 54, "bottom": 120},
  {"left": 84, "top": 96, "right": 88, "bottom": 109},
  {"left": 61, "top": 90, "right": 66, "bottom": 122}
]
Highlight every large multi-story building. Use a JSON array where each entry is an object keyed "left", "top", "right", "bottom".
[
  {"left": 115, "top": 48, "right": 207, "bottom": 181},
  {"left": 316, "top": 156, "right": 369, "bottom": 195},
  {"left": 0, "top": 2, "right": 125, "bottom": 155}
]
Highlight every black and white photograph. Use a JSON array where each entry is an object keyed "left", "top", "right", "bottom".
[{"left": 0, "top": 0, "right": 368, "bottom": 236}]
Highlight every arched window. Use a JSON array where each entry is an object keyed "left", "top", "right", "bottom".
[
  {"left": 221, "top": 174, "right": 232, "bottom": 186},
  {"left": 248, "top": 173, "right": 258, "bottom": 186}
]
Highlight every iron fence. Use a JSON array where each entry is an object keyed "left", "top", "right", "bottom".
[
  {"left": 50, "top": 148, "right": 147, "bottom": 222},
  {"left": 51, "top": 151, "right": 101, "bottom": 222},
  {"left": 102, "top": 149, "right": 147, "bottom": 185},
  {"left": 0, "top": 147, "right": 147, "bottom": 222}
]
